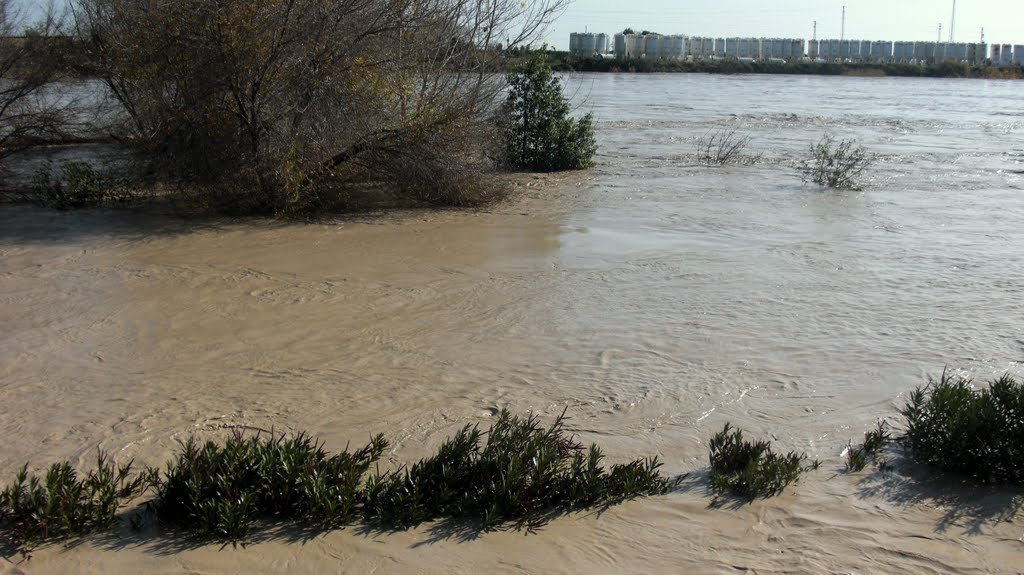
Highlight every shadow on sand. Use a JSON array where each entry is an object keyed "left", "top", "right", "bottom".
[{"left": 855, "top": 458, "right": 1023, "bottom": 537}]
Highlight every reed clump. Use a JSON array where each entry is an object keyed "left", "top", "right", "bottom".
[
  {"left": 708, "top": 423, "right": 818, "bottom": 500},
  {"left": 844, "top": 420, "right": 892, "bottom": 472},
  {"left": 900, "top": 370, "right": 1024, "bottom": 485}
]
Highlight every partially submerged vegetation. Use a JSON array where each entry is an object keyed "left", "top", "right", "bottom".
[
  {"left": 1, "top": 410, "right": 672, "bottom": 552},
  {"left": 2, "top": 0, "right": 598, "bottom": 216},
  {"left": 799, "top": 134, "right": 873, "bottom": 190},
  {"left": 708, "top": 423, "right": 818, "bottom": 500},
  {"left": 31, "top": 159, "right": 137, "bottom": 210},
  {"left": 693, "top": 127, "right": 757, "bottom": 166},
  {"left": 5, "top": 371, "right": 1023, "bottom": 555},
  {"left": 900, "top": 370, "right": 1024, "bottom": 485},
  {"left": 845, "top": 420, "right": 892, "bottom": 472},
  {"left": 497, "top": 56, "right": 597, "bottom": 172}
]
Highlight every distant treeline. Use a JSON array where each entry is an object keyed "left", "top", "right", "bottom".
[{"left": 546, "top": 54, "right": 1024, "bottom": 80}]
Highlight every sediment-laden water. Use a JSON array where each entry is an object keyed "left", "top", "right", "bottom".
[{"left": 1, "top": 74, "right": 1023, "bottom": 573}]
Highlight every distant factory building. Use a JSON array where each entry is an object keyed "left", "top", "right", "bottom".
[
  {"left": 1015, "top": 46, "right": 1024, "bottom": 64},
  {"left": 914, "top": 42, "right": 938, "bottom": 62},
  {"left": 724, "top": 37, "right": 740, "bottom": 58},
  {"left": 569, "top": 33, "right": 609, "bottom": 57},
  {"left": 999, "top": 44, "right": 1013, "bottom": 65},
  {"left": 737, "top": 37, "right": 761, "bottom": 59},
  {"left": 613, "top": 33, "right": 645, "bottom": 58},
  {"left": 761, "top": 38, "right": 803, "bottom": 61},
  {"left": 596, "top": 26, "right": 1014, "bottom": 67},
  {"left": 967, "top": 43, "right": 988, "bottom": 64},
  {"left": 689, "top": 37, "right": 716, "bottom": 59},
  {"left": 818, "top": 39, "right": 840, "bottom": 60},
  {"left": 867, "top": 41, "right": 893, "bottom": 62},
  {"left": 893, "top": 41, "right": 915, "bottom": 62},
  {"left": 657, "top": 35, "right": 687, "bottom": 60},
  {"left": 990, "top": 44, "right": 1013, "bottom": 65}
]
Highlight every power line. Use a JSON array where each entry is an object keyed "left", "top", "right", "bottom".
[{"left": 949, "top": 0, "right": 957, "bottom": 42}]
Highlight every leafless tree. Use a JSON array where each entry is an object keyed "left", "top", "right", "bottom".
[
  {"left": 74, "top": 0, "right": 570, "bottom": 214},
  {"left": 0, "top": 0, "right": 68, "bottom": 165}
]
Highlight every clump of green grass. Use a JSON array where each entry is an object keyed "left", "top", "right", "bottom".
[
  {"left": 0, "top": 452, "right": 155, "bottom": 551},
  {"left": 900, "top": 370, "right": 1024, "bottom": 484},
  {"left": 845, "top": 420, "right": 892, "bottom": 472},
  {"left": 364, "top": 409, "right": 673, "bottom": 531},
  {"left": 708, "top": 423, "right": 818, "bottom": 500},
  {"left": 151, "top": 430, "right": 387, "bottom": 541}
]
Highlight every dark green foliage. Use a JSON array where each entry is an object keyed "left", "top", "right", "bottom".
[
  {"left": 845, "top": 420, "right": 892, "bottom": 472},
  {"left": 1, "top": 412, "right": 673, "bottom": 548},
  {"left": 364, "top": 410, "right": 672, "bottom": 531},
  {"left": 708, "top": 423, "right": 816, "bottom": 500},
  {"left": 0, "top": 452, "right": 154, "bottom": 550},
  {"left": 799, "top": 134, "right": 873, "bottom": 190},
  {"left": 498, "top": 56, "right": 597, "bottom": 172},
  {"left": 31, "top": 159, "right": 137, "bottom": 209},
  {"left": 900, "top": 370, "right": 1024, "bottom": 484},
  {"left": 152, "top": 430, "right": 387, "bottom": 541}
]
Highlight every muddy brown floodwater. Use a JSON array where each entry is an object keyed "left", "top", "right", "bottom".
[{"left": 2, "top": 74, "right": 1024, "bottom": 573}]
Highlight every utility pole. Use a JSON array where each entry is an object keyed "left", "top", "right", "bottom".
[
  {"left": 949, "top": 0, "right": 957, "bottom": 42},
  {"left": 840, "top": 6, "right": 846, "bottom": 42}
]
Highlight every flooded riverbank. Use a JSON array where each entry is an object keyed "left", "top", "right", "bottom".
[{"left": 1, "top": 74, "right": 1023, "bottom": 573}]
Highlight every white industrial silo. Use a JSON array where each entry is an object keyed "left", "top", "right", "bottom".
[{"left": 649, "top": 35, "right": 663, "bottom": 59}]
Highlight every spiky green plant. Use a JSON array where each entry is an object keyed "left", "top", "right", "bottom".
[
  {"left": 900, "top": 370, "right": 1024, "bottom": 484},
  {"left": 152, "top": 430, "right": 388, "bottom": 540},
  {"left": 845, "top": 420, "right": 892, "bottom": 472},
  {"left": 364, "top": 410, "right": 673, "bottom": 531},
  {"left": 708, "top": 423, "right": 817, "bottom": 500},
  {"left": 0, "top": 452, "right": 155, "bottom": 550}
]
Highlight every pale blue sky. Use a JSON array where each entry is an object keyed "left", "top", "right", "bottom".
[{"left": 548, "top": 0, "right": 1023, "bottom": 46}]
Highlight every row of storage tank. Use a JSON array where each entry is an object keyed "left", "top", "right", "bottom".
[{"left": 568, "top": 32, "right": 1023, "bottom": 65}]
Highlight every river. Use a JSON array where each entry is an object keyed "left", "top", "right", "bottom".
[{"left": 1, "top": 73, "right": 1022, "bottom": 573}]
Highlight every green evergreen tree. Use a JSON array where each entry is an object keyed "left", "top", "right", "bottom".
[{"left": 499, "top": 56, "right": 597, "bottom": 172}]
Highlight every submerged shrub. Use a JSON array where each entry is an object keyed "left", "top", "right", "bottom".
[
  {"left": 0, "top": 452, "right": 154, "bottom": 550},
  {"left": 364, "top": 410, "right": 672, "bottom": 531},
  {"left": 694, "top": 127, "right": 756, "bottom": 166},
  {"left": 498, "top": 56, "right": 598, "bottom": 172},
  {"left": 152, "top": 430, "right": 388, "bottom": 541},
  {"left": 799, "top": 134, "right": 873, "bottom": 190},
  {"left": 708, "top": 423, "right": 817, "bottom": 500},
  {"left": 900, "top": 370, "right": 1024, "bottom": 484},
  {"left": 31, "top": 159, "right": 136, "bottom": 210},
  {"left": 845, "top": 420, "right": 892, "bottom": 472}
]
